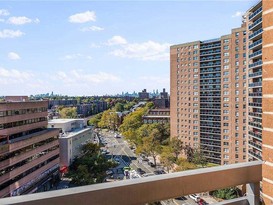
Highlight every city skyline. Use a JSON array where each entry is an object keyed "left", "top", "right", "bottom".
[{"left": 0, "top": 1, "right": 256, "bottom": 96}]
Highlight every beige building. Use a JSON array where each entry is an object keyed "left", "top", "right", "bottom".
[
  {"left": 0, "top": 96, "right": 59, "bottom": 197},
  {"left": 48, "top": 119, "right": 94, "bottom": 168},
  {"left": 170, "top": 25, "right": 247, "bottom": 165}
]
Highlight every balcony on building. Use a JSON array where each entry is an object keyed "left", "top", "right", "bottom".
[
  {"left": 0, "top": 161, "right": 262, "bottom": 205},
  {"left": 249, "top": 140, "right": 262, "bottom": 152},
  {"left": 249, "top": 28, "right": 263, "bottom": 41},
  {"left": 248, "top": 17, "right": 262, "bottom": 30},
  {"left": 248, "top": 130, "right": 262, "bottom": 141},
  {"left": 249, "top": 60, "right": 262, "bottom": 70},
  {"left": 248, "top": 149, "right": 262, "bottom": 161},
  {"left": 248, "top": 70, "right": 262, "bottom": 79},
  {"left": 249, "top": 49, "right": 262, "bottom": 60},
  {"left": 249, "top": 39, "right": 262, "bottom": 50},
  {"left": 248, "top": 6, "right": 262, "bottom": 21}
]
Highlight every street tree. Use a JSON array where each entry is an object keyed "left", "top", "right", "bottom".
[
  {"left": 58, "top": 107, "right": 77, "bottom": 118},
  {"left": 160, "top": 146, "right": 175, "bottom": 173},
  {"left": 169, "top": 137, "right": 183, "bottom": 161}
]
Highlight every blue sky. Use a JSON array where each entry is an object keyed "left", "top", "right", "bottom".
[{"left": 0, "top": 0, "right": 256, "bottom": 96}]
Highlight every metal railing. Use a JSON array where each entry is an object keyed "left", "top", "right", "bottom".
[
  {"left": 249, "top": 6, "right": 262, "bottom": 20},
  {"left": 249, "top": 28, "right": 263, "bottom": 40},
  {"left": 249, "top": 50, "right": 262, "bottom": 59},
  {"left": 0, "top": 161, "right": 262, "bottom": 205},
  {"left": 248, "top": 17, "right": 262, "bottom": 30},
  {"left": 249, "top": 60, "right": 262, "bottom": 69},
  {"left": 249, "top": 71, "right": 262, "bottom": 78},
  {"left": 249, "top": 39, "right": 262, "bottom": 49}
]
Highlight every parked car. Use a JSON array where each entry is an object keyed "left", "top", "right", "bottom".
[
  {"left": 106, "top": 170, "right": 114, "bottom": 175},
  {"left": 136, "top": 168, "right": 146, "bottom": 175},
  {"left": 189, "top": 194, "right": 200, "bottom": 203},
  {"left": 153, "top": 169, "right": 166, "bottom": 175},
  {"left": 148, "top": 161, "right": 156, "bottom": 167}
]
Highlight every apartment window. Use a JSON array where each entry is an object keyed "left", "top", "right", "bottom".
[
  {"left": 243, "top": 45, "right": 246, "bottom": 50},
  {"left": 223, "top": 116, "right": 229, "bottom": 120},
  {"left": 224, "top": 39, "right": 229, "bottom": 44},
  {"left": 193, "top": 68, "right": 198, "bottom": 72},
  {"left": 235, "top": 147, "right": 239, "bottom": 152},
  {"left": 193, "top": 56, "right": 198, "bottom": 60},
  {"left": 223, "top": 110, "right": 229, "bottom": 114},
  {"left": 235, "top": 126, "right": 239, "bottom": 131},
  {"left": 193, "top": 103, "right": 198, "bottom": 107},
  {"left": 235, "top": 32, "right": 239, "bottom": 37},
  {"left": 235, "top": 39, "right": 239, "bottom": 44},
  {"left": 223, "top": 71, "right": 229, "bottom": 76},
  {"left": 235, "top": 140, "right": 239, "bottom": 145},
  {"left": 223, "top": 78, "right": 229, "bottom": 82},
  {"left": 193, "top": 80, "right": 198, "bottom": 84},
  {"left": 223, "top": 135, "right": 229, "bottom": 140},
  {"left": 193, "top": 85, "right": 198, "bottom": 89},
  {"left": 235, "top": 90, "right": 239, "bottom": 95},
  {"left": 235, "top": 46, "right": 239, "bottom": 52},
  {"left": 235, "top": 154, "right": 239, "bottom": 159},
  {"left": 224, "top": 155, "right": 229, "bottom": 159},
  {"left": 193, "top": 132, "right": 198, "bottom": 136},
  {"left": 193, "top": 120, "right": 198, "bottom": 124},
  {"left": 193, "top": 97, "right": 198, "bottom": 101},
  {"left": 193, "top": 74, "right": 198, "bottom": 78},
  {"left": 235, "top": 133, "right": 239, "bottom": 137},
  {"left": 224, "top": 45, "right": 229, "bottom": 50},
  {"left": 223, "top": 129, "right": 229, "bottom": 133},
  {"left": 193, "top": 109, "right": 198, "bottom": 113},
  {"left": 224, "top": 59, "right": 229, "bottom": 63},
  {"left": 193, "top": 126, "right": 198, "bottom": 130},
  {"left": 193, "top": 50, "right": 198, "bottom": 55},
  {"left": 235, "top": 112, "right": 239, "bottom": 117},
  {"left": 223, "top": 103, "right": 229, "bottom": 107},
  {"left": 223, "top": 84, "right": 229, "bottom": 88},
  {"left": 243, "top": 90, "right": 246, "bottom": 94},
  {"left": 193, "top": 45, "right": 198, "bottom": 49},
  {"left": 223, "top": 97, "right": 229, "bottom": 101},
  {"left": 193, "top": 62, "right": 198, "bottom": 66},
  {"left": 224, "top": 91, "right": 229, "bottom": 95},
  {"left": 224, "top": 52, "right": 229, "bottom": 56},
  {"left": 224, "top": 142, "right": 229, "bottom": 146},
  {"left": 243, "top": 60, "right": 246, "bottom": 65},
  {"left": 235, "top": 61, "right": 239, "bottom": 66},
  {"left": 224, "top": 65, "right": 229, "bottom": 69},
  {"left": 224, "top": 148, "right": 229, "bottom": 153},
  {"left": 224, "top": 123, "right": 229, "bottom": 126}
]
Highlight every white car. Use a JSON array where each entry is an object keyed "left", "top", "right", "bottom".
[{"left": 189, "top": 194, "right": 200, "bottom": 202}]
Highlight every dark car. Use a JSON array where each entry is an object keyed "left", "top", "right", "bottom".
[
  {"left": 136, "top": 168, "right": 146, "bottom": 175},
  {"left": 148, "top": 161, "right": 156, "bottom": 167},
  {"left": 153, "top": 169, "right": 166, "bottom": 175}
]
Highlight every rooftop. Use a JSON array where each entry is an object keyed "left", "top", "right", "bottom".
[{"left": 60, "top": 127, "right": 92, "bottom": 139}]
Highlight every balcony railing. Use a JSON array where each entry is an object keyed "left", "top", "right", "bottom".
[
  {"left": 0, "top": 161, "right": 262, "bottom": 205},
  {"left": 249, "top": 112, "right": 262, "bottom": 118},
  {"left": 248, "top": 131, "right": 262, "bottom": 140},
  {"left": 249, "top": 6, "right": 262, "bottom": 20},
  {"left": 249, "top": 150, "right": 262, "bottom": 161},
  {"left": 200, "top": 50, "right": 221, "bottom": 56},
  {"left": 249, "top": 71, "right": 262, "bottom": 78},
  {"left": 248, "top": 17, "right": 262, "bottom": 30},
  {"left": 249, "top": 141, "right": 262, "bottom": 151},
  {"left": 249, "top": 28, "right": 263, "bottom": 40},
  {"left": 249, "top": 92, "right": 262, "bottom": 97},
  {"left": 249, "top": 60, "right": 262, "bottom": 69},
  {"left": 249, "top": 102, "right": 262, "bottom": 107},
  {"left": 248, "top": 82, "right": 262, "bottom": 88},
  {"left": 249, "top": 121, "right": 262, "bottom": 129},
  {"left": 249, "top": 50, "right": 262, "bottom": 59},
  {"left": 200, "top": 43, "right": 221, "bottom": 50},
  {"left": 249, "top": 39, "right": 262, "bottom": 49}
]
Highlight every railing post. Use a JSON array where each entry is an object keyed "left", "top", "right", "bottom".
[{"left": 246, "top": 182, "right": 260, "bottom": 205}]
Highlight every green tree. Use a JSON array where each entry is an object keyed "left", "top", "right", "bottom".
[
  {"left": 160, "top": 146, "right": 175, "bottom": 173},
  {"left": 98, "top": 110, "right": 119, "bottom": 130},
  {"left": 192, "top": 148, "right": 207, "bottom": 167},
  {"left": 169, "top": 138, "right": 183, "bottom": 161},
  {"left": 114, "top": 102, "right": 124, "bottom": 112},
  {"left": 67, "top": 143, "right": 116, "bottom": 186},
  {"left": 140, "top": 129, "right": 162, "bottom": 167},
  {"left": 58, "top": 107, "right": 77, "bottom": 118},
  {"left": 88, "top": 113, "right": 102, "bottom": 127},
  {"left": 212, "top": 187, "right": 240, "bottom": 200},
  {"left": 175, "top": 158, "right": 197, "bottom": 171}
]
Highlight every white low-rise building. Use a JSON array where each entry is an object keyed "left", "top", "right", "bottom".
[{"left": 47, "top": 119, "right": 95, "bottom": 170}]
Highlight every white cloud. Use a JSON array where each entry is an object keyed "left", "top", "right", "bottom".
[
  {"left": 7, "top": 16, "right": 40, "bottom": 25},
  {"left": 0, "top": 19, "right": 5, "bottom": 22},
  {"left": 232, "top": 11, "right": 243, "bottom": 18},
  {"left": 0, "top": 67, "right": 33, "bottom": 84},
  {"left": 110, "top": 40, "right": 170, "bottom": 61},
  {"left": 107, "top": 35, "right": 127, "bottom": 46},
  {"left": 80, "top": 26, "right": 104, "bottom": 32},
  {"left": 0, "top": 9, "right": 9, "bottom": 16},
  {"left": 54, "top": 70, "right": 120, "bottom": 84},
  {"left": 69, "top": 11, "right": 96, "bottom": 23},
  {"left": 8, "top": 52, "right": 21, "bottom": 60},
  {"left": 61, "top": 53, "right": 92, "bottom": 60},
  {"left": 0, "top": 29, "right": 24, "bottom": 38},
  {"left": 90, "top": 43, "right": 101, "bottom": 48}
]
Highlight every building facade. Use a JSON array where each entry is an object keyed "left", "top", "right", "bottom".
[
  {"left": 245, "top": 0, "right": 273, "bottom": 203},
  {"left": 143, "top": 109, "right": 170, "bottom": 124},
  {"left": 0, "top": 97, "right": 60, "bottom": 197},
  {"left": 170, "top": 25, "right": 247, "bottom": 165},
  {"left": 48, "top": 119, "right": 94, "bottom": 168}
]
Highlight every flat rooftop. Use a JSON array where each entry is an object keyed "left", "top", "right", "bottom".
[
  {"left": 48, "top": 119, "right": 81, "bottom": 124},
  {"left": 60, "top": 127, "right": 92, "bottom": 139}
]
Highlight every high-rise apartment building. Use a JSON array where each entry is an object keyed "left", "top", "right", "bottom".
[
  {"left": 245, "top": 0, "right": 263, "bottom": 162},
  {"left": 170, "top": 25, "right": 247, "bottom": 165},
  {"left": 0, "top": 96, "right": 60, "bottom": 197},
  {"left": 246, "top": 0, "right": 273, "bottom": 203}
]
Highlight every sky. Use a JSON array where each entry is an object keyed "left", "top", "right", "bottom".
[{"left": 0, "top": 0, "right": 257, "bottom": 96}]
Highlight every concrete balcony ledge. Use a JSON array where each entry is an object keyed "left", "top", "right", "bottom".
[{"left": 0, "top": 161, "right": 262, "bottom": 205}]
